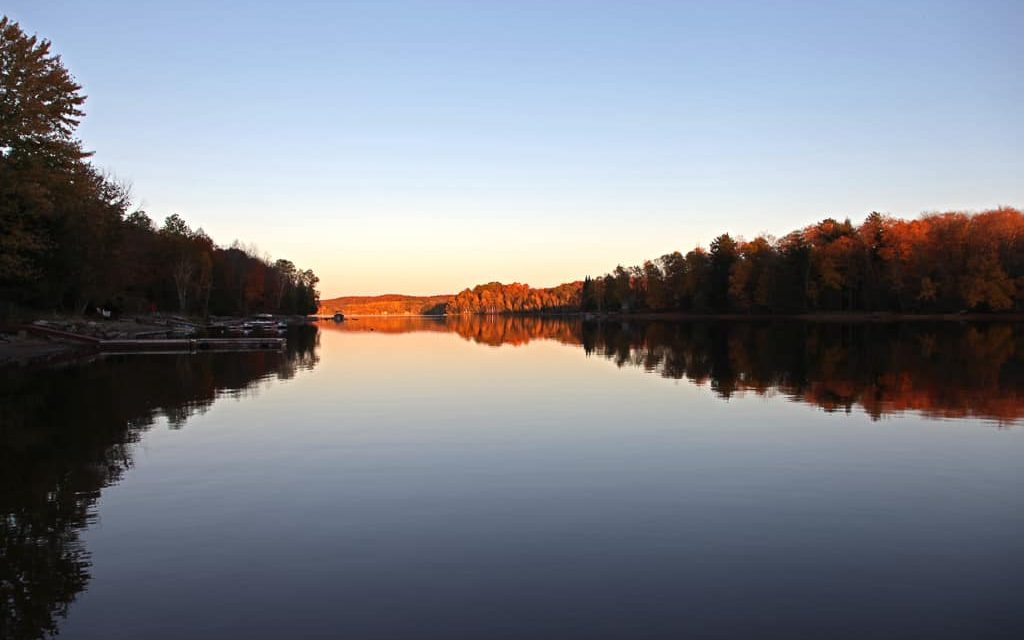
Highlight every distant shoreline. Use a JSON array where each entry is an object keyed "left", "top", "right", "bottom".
[
  {"left": 571, "top": 311, "right": 1024, "bottom": 322},
  {"left": 326, "top": 311, "right": 1024, "bottom": 322},
  {"left": 7, "top": 310, "right": 1022, "bottom": 367}
]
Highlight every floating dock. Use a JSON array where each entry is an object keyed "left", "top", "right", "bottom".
[
  {"left": 100, "top": 337, "right": 286, "bottom": 353},
  {"left": 25, "top": 325, "right": 286, "bottom": 353}
]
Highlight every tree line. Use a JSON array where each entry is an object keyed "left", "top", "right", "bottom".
[
  {"left": 318, "top": 294, "right": 450, "bottom": 317},
  {"left": 581, "top": 208, "right": 1024, "bottom": 314},
  {"left": 445, "top": 207, "right": 1024, "bottom": 316},
  {"left": 120, "top": 212, "right": 319, "bottom": 317},
  {"left": 0, "top": 17, "right": 319, "bottom": 318},
  {"left": 446, "top": 281, "right": 581, "bottom": 315}
]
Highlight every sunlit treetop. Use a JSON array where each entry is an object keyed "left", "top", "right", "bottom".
[{"left": 0, "top": 15, "right": 87, "bottom": 163}]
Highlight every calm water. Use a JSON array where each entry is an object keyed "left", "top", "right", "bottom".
[{"left": 3, "top": 318, "right": 1024, "bottom": 639}]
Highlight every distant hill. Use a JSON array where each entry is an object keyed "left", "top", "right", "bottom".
[{"left": 318, "top": 294, "right": 451, "bottom": 316}]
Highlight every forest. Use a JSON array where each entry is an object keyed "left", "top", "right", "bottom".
[
  {"left": 445, "top": 281, "right": 582, "bottom": 315},
  {"left": 581, "top": 208, "right": 1024, "bottom": 315},
  {"left": 318, "top": 294, "right": 450, "bottom": 316},
  {"left": 447, "top": 207, "right": 1024, "bottom": 316},
  {"left": 0, "top": 17, "right": 319, "bottom": 319}
]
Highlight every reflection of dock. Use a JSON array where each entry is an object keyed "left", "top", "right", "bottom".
[
  {"left": 101, "top": 337, "right": 286, "bottom": 353},
  {"left": 25, "top": 325, "right": 286, "bottom": 354}
]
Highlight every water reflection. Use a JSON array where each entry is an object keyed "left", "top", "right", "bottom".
[
  {"left": 326, "top": 316, "right": 1024, "bottom": 425},
  {"left": 0, "top": 327, "right": 318, "bottom": 640},
  {"left": 324, "top": 314, "right": 582, "bottom": 346},
  {"left": 5, "top": 318, "right": 1023, "bottom": 638},
  {"left": 583, "top": 320, "right": 1024, "bottom": 425}
]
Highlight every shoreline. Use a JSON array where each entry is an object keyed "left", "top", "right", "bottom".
[
  {"left": 322, "top": 310, "right": 1024, "bottom": 322},
  {"left": 0, "top": 313, "right": 312, "bottom": 367},
  {"left": 570, "top": 311, "right": 1024, "bottom": 322},
  {"left": 5, "top": 310, "right": 1022, "bottom": 367}
]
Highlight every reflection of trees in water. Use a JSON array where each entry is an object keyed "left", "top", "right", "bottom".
[
  {"left": 582, "top": 321, "right": 1024, "bottom": 424},
  {"left": 318, "top": 315, "right": 583, "bottom": 347},
  {"left": 446, "top": 315, "right": 582, "bottom": 347},
  {"left": 5, "top": 320, "right": 1017, "bottom": 637},
  {"left": 323, "top": 316, "right": 1024, "bottom": 422},
  {"left": 327, "top": 315, "right": 1024, "bottom": 422},
  {"left": 318, "top": 316, "right": 450, "bottom": 335},
  {"left": 0, "top": 326, "right": 318, "bottom": 639}
]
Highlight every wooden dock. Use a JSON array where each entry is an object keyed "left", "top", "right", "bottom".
[
  {"left": 25, "top": 325, "right": 286, "bottom": 353},
  {"left": 100, "top": 337, "right": 286, "bottom": 353}
]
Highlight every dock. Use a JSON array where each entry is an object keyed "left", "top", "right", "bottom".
[
  {"left": 25, "top": 325, "right": 286, "bottom": 354},
  {"left": 100, "top": 337, "right": 286, "bottom": 353}
]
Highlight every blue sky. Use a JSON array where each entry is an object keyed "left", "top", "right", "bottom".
[{"left": 6, "top": 1, "right": 1022, "bottom": 296}]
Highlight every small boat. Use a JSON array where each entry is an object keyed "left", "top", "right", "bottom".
[{"left": 248, "top": 317, "right": 287, "bottom": 336}]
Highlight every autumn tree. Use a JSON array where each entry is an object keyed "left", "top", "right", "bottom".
[
  {"left": 659, "top": 251, "right": 686, "bottom": 309},
  {"left": 683, "top": 248, "right": 710, "bottom": 311},
  {"left": 0, "top": 16, "right": 102, "bottom": 304},
  {"left": 729, "top": 236, "right": 776, "bottom": 313},
  {"left": 642, "top": 260, "right": 668, "bottom": 311},
  {"left": 564, "top": 208, "right": 1024, "bottom": 318},
  {"left": 0, "top": 16, "right": 321, "bottom": 318},
  {"left": 708, "top": 234, "right": 738, "bottom": 311}
]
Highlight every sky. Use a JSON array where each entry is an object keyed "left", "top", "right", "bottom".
[{"left": 5, "top": 1, "right": 1023, "bottom": 297}]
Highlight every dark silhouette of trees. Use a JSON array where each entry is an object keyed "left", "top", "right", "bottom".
[
  {"left": 707, "top": 234, "right": 738, "bottom": 311},
  {"left": 580, "top": 319, "right": 1024, "bottom": 424},
  {"left": 0, "top": 17, "right": 318, "bottom": 318}
]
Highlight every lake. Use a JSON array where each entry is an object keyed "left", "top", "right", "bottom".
[{"left": 3, "top": 318, "right": 1023, "bottom": 639}]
